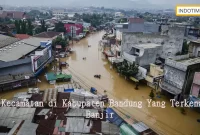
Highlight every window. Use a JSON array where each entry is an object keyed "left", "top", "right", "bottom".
[
  {"left": 198, "top": 51, "right": 200, "bottom": 57},
  {"left": 136, "top": 49, "right": 140, "bottom": 53}
]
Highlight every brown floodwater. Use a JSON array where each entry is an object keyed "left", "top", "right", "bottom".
[{"left": 1, "top": 31, "right": 200, "bottom": 135}]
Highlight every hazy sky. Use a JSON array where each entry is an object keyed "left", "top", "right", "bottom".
[{"left": 0, "top": 0, "right": 200, "bottom": 9}]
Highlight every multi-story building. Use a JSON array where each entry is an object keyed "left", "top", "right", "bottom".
[{"left": 160, "top": 57, "right": 200, "bottom": 100}]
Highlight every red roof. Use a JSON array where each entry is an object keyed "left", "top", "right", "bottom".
[
  {"left": 129, "top": 18, "right": 144, "bottom": 23},
  {"left": 15, "top": 34, "right": 31, "bottom": 40}
]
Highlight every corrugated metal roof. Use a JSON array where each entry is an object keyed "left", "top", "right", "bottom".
[
  {"left": 0, "top": 107, "right": 36, "bottom": 128},
  {"left": 101, "top": 121, "right": 120, "bottom": 135},
  {"left": 16, "top": 120, "right": 38, "bottom": 135},
  {"left": 0, "top": 37, "right": 42, "bottom": 62},
  {"left": 66, "top": 109, "right": 98, "bottom": 117},
  {"left": 132, "top": 122, "right": 149, "bottom": 133},
  {"left": 65, "top": 117, "right": 92, "bottom": 133},
  {"left": 0, "top": 34, "right": 19, "bottom": 49}
]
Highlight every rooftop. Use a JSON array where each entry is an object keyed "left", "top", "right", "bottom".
[
  {"left": 0, "top": 107, "right": 36, "bottom": 128},
  {"left": 177, "top": 57, "right": 200, "bottom": 66},
  {"left": 33, "top": 31, "right": 63, "bottom": 38},
  {"left": 0, "top": 34, "right": 19, "bottom": 49},
  {"left": 0, "top": 37, "right": 42, "bottom": 62},
  {"left": 15, "top": 34, "right": 31, "bottom": 40},
  {"left": 133, "top": 43, "right": 161, "bottom": 49}
]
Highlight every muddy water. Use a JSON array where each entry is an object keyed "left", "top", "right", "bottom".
[
  {"left": 66, "top": 32, "right": 200, "bottom": 135},
  {"left": 1, "top": 32, "right": 200, "bottom": 135}
]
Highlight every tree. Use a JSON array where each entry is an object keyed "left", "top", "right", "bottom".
[
  {"left": 149, "top": 90, "right": 155, "bottom": 99},
  {"left": 182, "top": 39, "right": 188, "bottom": 55},
  {"left": 27, "top": 20, "right": 33, "bottom": 35},
  {"left": 55, "top": 22, "right": 66, "bottom": 33},
  {"left": 14, "top": 20, "right": 33, "bottom": 35},
  {"left": 117, "top": 60, "right": 138, "bottom": 79},
  {"left": 15, "top": 20, "right": 21, "bottom": 34},
  {"left": 52, "top": 36, "right": 68, "bottom": 49},
  {"left": 40, "top": 20, "right": 47, "bottom": 32}
]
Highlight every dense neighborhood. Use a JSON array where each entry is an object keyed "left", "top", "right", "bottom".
[{"left": 0, "top": 3, "right": 200, "bottom": 135}]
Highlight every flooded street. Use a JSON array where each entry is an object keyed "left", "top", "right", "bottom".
[{"left": 1, "top": 31, "right": 200, "bottom": 135}]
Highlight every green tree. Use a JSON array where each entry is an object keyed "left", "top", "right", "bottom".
[
  {"left": 27, "top": 20, "right": 33, "bottom": 35},
  {"left": 55, "top": 22, "right": 66, "bottom": 33},
  {"left": 149, "top": 90, "right": 155, "bottom": 99},
  {"left": 182, "top": 39, "right": 188, "bottom": 55},
  {"left": 52, "top": 36, "right": 68, "bottom": 49},
  {"left": 21, "top": 20, "right": 27, "bottom": 34},
  {"left": 15, "top": 20, "right": 21, "bottom": 34},
  {"left": 40, "top": 20, "right": 47, "bottom": 32},
  {"left": 117, "top": 60, "right": 138, "bottom": 79}
]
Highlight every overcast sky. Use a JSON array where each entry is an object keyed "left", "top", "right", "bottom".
[{"left": 0, "top": 0, "right": 199, "bottom": 9}]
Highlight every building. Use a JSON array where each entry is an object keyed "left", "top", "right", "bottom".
[
  {"left": 122, "top": 43, "right": 162, "bottom": 68},
  {"left": 0, "top": 37, "right": 53, "bottom": 90},
  {"left": 0, "top": 34, "right": 19, "bottom": 49},
  {"left": 145, "top": 64, "right": 164, "bottom": 88},
  {"left": 64, "top": 23, "right": 83, "bottom": 37},
  {"left": 160, "top": 58, "right": 200, "bottom": 100},
  {"left": 0, "top": 11, "right": 28, "bottom": 20},
  {"left": 121, "top": 26, "right": 185, "bottom": 59},
  {"left": 0, "top": 58, "right": 36, "bottom": 91},
  {"left": 15, "top": 34, "right": 31, "bottom": 40},
  {"left": 190, "top": 72, "right": 200, "bottom": 98},
  {"left": 0, "top": 107, "right": 36, "bottom": 132},
  {"left": 115, "top": 18, "right": 160, "bottom": 42},
  {"left": 33, "top": 31, "right": 64, "bottom": 39},
  {"left": 188, "top": 39, "right": 200, "bottom": 58}
]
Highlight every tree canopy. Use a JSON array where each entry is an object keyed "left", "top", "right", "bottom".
[
  {"left": 52, "top": 36, "right": 68, "bottom": 49},
  {"left": 117, "top": 60, "right": 139, "bottom": 79},
  {"left": 14, "top": 19, "right": 33, "bottom": 35},
  {"left": 55, "top": 22, "right": 66, "bottom": 33}
]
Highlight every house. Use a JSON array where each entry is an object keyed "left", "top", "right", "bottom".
[
  {"left": 15, "top": 34, "right": 31, "bottom": 40},
  {"left": 188, "top": 39, "right": 200, "bottom": 57},
  {"left": 121, "top": 26, "right": 185, "bottom": 59},
  {"left": 122, "top": 43, "right": 161, "bottom": 68},
  {"left": 33, "top": 31, "right": 64, "bottom": 39},
  {"left": 0, "top": 11, "right": 28, "bottom": 20},
  {"left": 190, "top": 72, "right": 200, "bottom": 98},
  {"left": 189, "top": 72, "right": 200, "bottom": 111},
  {"left": 0, "top": 24, "right": 16, "bottom": 35},
  {"left": 160, "top": 58, "right": 200, "bottom": 100},
  {"left": 64, "top": 23, "right": 83, "bottom": 37},
  {"left": 145, "top": 63, "right": 164, "bottom": 88},
  {"left": 0, "top": 107, "right": 36, "bottom": 132}
]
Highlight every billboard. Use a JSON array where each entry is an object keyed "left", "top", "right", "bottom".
[{"left": 31, "top": 46, "right": 52, "bottom": 72}]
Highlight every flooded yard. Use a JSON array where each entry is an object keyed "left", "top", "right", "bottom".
[{"left": 1, "top": 31, "right": 200, "bottom": 135}]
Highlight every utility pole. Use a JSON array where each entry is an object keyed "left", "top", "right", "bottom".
[{"left": 71, "top": 26, "right": 75, "bottom": 46}]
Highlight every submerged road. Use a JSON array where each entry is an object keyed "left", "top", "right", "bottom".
[{"left": 66, "top": 31, "right": 200, "bottom": 135}]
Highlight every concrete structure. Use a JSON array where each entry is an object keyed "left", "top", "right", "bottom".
[
  {"left": 190, "top": 72, "right": 200, "bottom": 98},
  {"left": 160, "top": 58, "right": 200, "bottom": 100},
  {"left": 121, "top": 26, "right": 185, "bottom": 59},
  {"left": 189, "top": 39, "right": 200, "bottom": 58},
  {"left": 145, "top": 64, "right": 164, "bottom": 88},
  {"left": 0, "top": 37, "right": 53, "bottom": 91},
  {"left": 122, "top": 43, "right": 161, "bottom": 67},
  {"left": 115, "top": 18, "right": 160, "bottom": 42}
]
